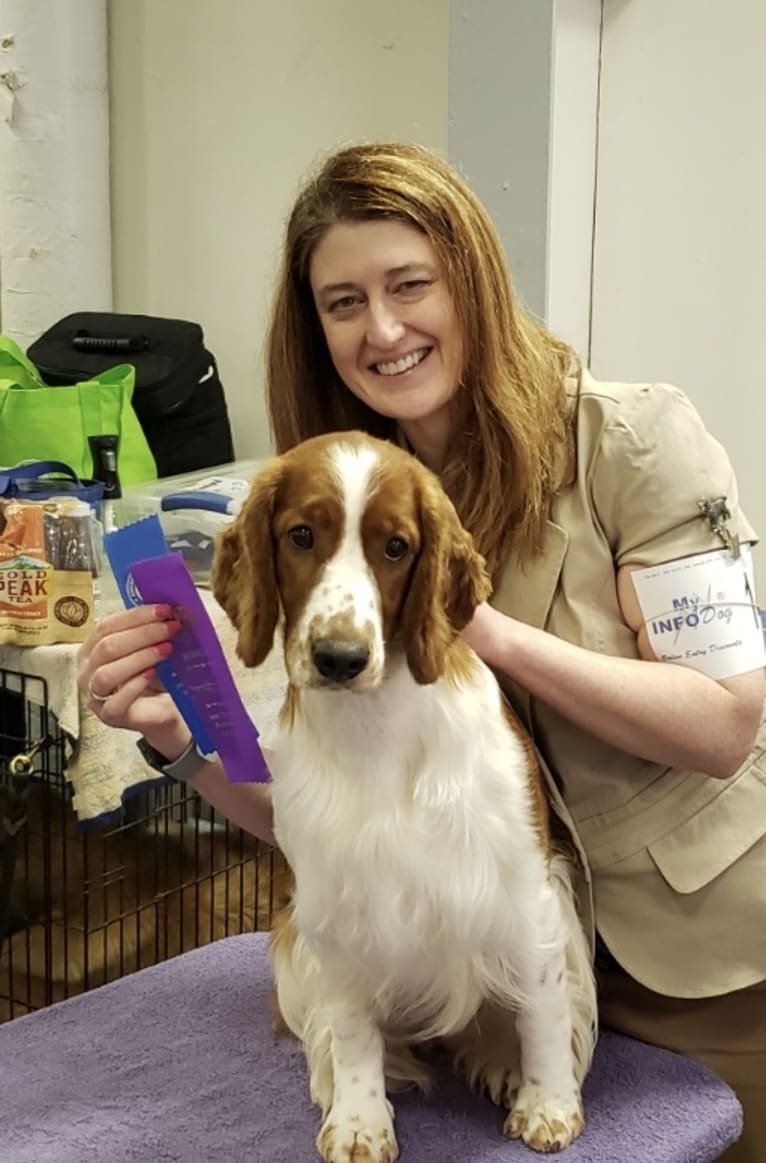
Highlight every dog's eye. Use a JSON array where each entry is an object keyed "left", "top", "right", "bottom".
[
  {"left": 288, "top": 525, "right": 314, "bottom": 550},
  {"left": 384, "top": 537, "right": 409, "bottom": 562}
]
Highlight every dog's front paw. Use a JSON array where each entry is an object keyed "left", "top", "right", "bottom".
[
  {"left": 317, "top": 1100, "right": 398, "bottom": 1163},
  {"left": 318, "top": 1097, "right": 402, "bottom": 1163},
  {"left": 504, "top": 1081, "right": 584, "bottom": 1152}
]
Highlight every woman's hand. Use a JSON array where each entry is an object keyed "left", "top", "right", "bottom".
[
  {"left": 77, "top": 603, "right": 277, "bottom": 844},
  {"left": 76, "top": 604, "right": 188, "bottom": 759},
  {"left": 461, "top": 601, "right": 505, "bottom": 666}
]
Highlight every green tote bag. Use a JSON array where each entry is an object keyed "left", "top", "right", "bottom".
[{"left": 0, "top": 336, "right": 157, "bottom": 485}]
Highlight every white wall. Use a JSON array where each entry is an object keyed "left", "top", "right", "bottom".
[
  {"left": 448, "top": 0, "right": 556, "bottom": 322},
  {"left": 447, "top": 0, "right": 601, "bottom": 358},
  {"left": 591, "top": 0, "right": 766, "bottom": 575},
  {"left": 0, "top": 0, "right": 112, "bottom": 346},
  {"left": 108, "top": 0, "right": 449, "bottom": 459},
  {"left": 545, "top": 0, "right": 601, "bottom": 357}
]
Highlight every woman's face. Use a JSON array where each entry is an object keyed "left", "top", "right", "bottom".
[{"left": 309, "top": 219, "right": 464, "bottom": 443}]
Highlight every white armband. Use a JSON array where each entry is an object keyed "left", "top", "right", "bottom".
[{"left": 631, "top": 545, "right": 766, "bottom": 679}]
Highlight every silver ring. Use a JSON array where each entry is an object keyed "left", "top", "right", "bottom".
[{"left": 87, "top": 679, "right": 114, "bottom": 704}]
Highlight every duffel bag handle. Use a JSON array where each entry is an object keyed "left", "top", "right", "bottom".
[
  {"left": 2, "top": 460, "right": 77, "bottom": 482},
  {"left": 0, "top": 460, "right": 105, "bottom": 505},
  {"left": 72, "top": 331, "right": 150, "bottom": 354}
]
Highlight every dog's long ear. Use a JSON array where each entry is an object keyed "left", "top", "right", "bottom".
[
  {"left": 402, "top": 472, "right": 491, "bottom": 685},
  {"left": 211, "top": 458, "right": 283, "bottom": 667},
  {"left": 211, "top": 521, "right": 245, "bottom": 628}
]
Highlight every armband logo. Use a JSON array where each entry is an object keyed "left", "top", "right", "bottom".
[{"left": 650, "top": 592, "right": 734, "bottom": 639}]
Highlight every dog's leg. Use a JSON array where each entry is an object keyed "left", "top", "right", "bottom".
[
  {"left": 316, "top": 998, "right": 398, "bottom": 1163},
  {"left": 500, "top": 850, "right": 596, "bottom": 1153},
  {"left": 505, "top": 915, "right": 589, "bottom": 1152}
]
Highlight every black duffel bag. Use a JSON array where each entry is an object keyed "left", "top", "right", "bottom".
[{"left": 27, "top": 312, "right": 235, "bottom": 478}]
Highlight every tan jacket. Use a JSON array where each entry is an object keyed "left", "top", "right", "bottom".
[{"left": 493, "top": 370, "right": 766, "bottom": 999}]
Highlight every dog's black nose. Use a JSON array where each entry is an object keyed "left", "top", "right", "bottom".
[{"left": 312, "top": 638, "right": 369, "bottom": 682}]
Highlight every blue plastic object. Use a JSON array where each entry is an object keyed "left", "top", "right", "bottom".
[{"left": 160, "top": 490, "right": 238, "bottom": 516}]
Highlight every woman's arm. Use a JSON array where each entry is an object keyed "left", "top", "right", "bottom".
[
  {"left": 157, "top": 718, "right": 276, "bottom": 844},
  {"left": 76, "top": 604, "right": 276, "bottom": 843},
  {"left": 185, "top": 744, "right": 275, "bottom": 845},
  {"left": 463, "top": 582, "right": 765, "bottom": 780}
]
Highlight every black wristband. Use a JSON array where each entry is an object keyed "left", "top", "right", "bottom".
[{"left": 136, "top": 736, "right": 214, "bottom": 783}]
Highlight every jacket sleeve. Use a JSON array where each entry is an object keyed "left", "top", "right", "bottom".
[{"left": 589, "top": 382, "right": 757, "bottom": 569}]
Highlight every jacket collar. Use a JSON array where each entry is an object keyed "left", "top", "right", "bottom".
[
  {"left": 491, "top": 520, "right": 569, "bottom": 725},
  {"left": 493, "top": 519, "right": 569, "bottom": 630}
]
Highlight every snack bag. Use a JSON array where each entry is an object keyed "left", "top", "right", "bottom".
[{"left": 0, "top": 498, "right": 98, "bottom": 646}]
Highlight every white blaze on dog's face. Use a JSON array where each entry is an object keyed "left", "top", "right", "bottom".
[
  {"left": 273, "top": 438, "right": 421, "bottom": 691},
  {"left": 212, "top": 431, "right": 491, "bottom": 690}
]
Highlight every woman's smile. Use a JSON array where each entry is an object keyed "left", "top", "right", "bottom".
[{"left": 372, "top": 346, "right": 433, "bottom": 378}]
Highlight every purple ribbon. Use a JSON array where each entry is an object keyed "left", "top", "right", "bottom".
[{"left": 130, "top": 553, "right": 270, "bottom": 784}]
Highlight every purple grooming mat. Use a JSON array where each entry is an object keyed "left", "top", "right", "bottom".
[{"left": 0, "top": 931, "right": 742, "bottom": 1161}]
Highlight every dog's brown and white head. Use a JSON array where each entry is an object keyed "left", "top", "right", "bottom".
[{"left": 211, "top": 431, "right": 490, "bottom": 691}]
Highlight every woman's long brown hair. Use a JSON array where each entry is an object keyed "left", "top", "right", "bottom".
[{"left": 266, "top": 142, "right": 578, "bottom": 578}]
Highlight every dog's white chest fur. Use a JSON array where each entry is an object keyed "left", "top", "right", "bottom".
[{"left": 270, "top": 658, "right": 550, "bottom": 1036}]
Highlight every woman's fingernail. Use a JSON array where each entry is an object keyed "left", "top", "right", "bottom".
[
  {"left": 164, "top": 619, "right": 183, "bottom": 637},
  {"left": 155, "top": 604, "right": 173, "bottom": 621},
  {"left": 156, "top": 642, "right": 173, "bottom": 659},
  {"left": 142, "top": 667, "right": 156, "bottom": 681}
]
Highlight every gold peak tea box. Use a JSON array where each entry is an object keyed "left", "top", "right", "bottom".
[{"left": 0, "top": 498, "right": 97, "bottom": 646}]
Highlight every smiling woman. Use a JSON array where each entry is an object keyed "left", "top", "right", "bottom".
[
  {"left": 78, "top": 140, "right": 766, "bottom": 1162},
  {"left": 308, "top": 220, "right": 463, "bottom": 470}
]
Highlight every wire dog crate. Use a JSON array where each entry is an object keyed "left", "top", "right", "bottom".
[{"left": 0, "top": 666, "right": 285, "bottom": 1023}]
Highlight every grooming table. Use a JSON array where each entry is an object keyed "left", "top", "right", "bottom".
[{"left": 0, "top": 933, "right": 741, "bottom": 1162}]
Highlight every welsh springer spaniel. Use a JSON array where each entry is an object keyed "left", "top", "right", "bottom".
[{"left": 212, "top": 432, "right": 596, "bottom": 1161}]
